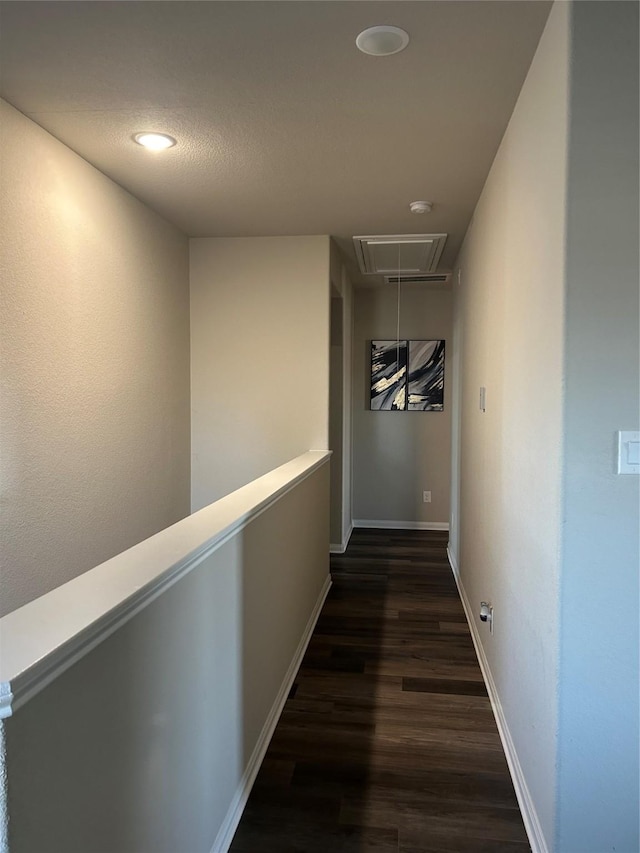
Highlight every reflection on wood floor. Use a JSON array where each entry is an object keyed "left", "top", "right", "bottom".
[{"left": 230, "top": 528, "right": 530, "bottom": 852}]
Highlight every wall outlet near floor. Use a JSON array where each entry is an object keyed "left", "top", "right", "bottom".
[{"left": 423, "top": 490, "right": 432, "bottom": 503}]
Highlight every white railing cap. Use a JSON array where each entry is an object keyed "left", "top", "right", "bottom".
[{"left": 0, "top": 450, "right": 330, "bottom": 718}]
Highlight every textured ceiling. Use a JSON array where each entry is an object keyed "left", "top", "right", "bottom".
[{"left": 0, "top": 1, "right": 551, "bottom": 282}]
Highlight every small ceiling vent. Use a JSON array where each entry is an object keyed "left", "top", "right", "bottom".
[
  {"left": 384, "top": 273, "right": 451, "bottom": 285},
  {"left": 353, "top": 234, "right": 447, "bottom": 276}
]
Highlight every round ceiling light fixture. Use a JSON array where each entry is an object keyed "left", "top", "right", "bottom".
[
  {"left": 409, "top": 200, "right": 433, "bottom": 214},
  {"left": 134, "top": 132, "right": 177, "bottom": 151},
  {"left": 355, "top": 25, "right": 409, "bottom": 57}
]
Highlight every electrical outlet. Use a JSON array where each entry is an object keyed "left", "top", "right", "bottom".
[
  {"left": 423, "top": 490, "right": 431, "bottom": 503},
  {"left": 480, "top": 601, "right": 494, "bottom": 634}
]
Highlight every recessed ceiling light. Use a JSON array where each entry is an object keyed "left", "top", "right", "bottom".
[
  {"left": 355, "top": 26, "right": 409, "bottom": 57},
  {"left": 134, "top": 132, "right": 176, "bottom": 151}
]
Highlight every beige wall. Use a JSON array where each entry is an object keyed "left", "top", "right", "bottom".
[
  {"left": 452, "top": 3, "right": 568, "bottom": 845},
  {"left": 3, "top": 460, "right": 330, "bottom": 853},
  {"left": 0, "top": 100, "right": 191, "bottom": 617},
  {"left": 190, "top": 236, "right": 330, "bottom": 511},
  {"left": 352, "top": 285, "right": 452, "bottom": 526}
]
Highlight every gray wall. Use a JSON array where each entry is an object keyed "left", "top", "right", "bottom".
[
  {"left": 352, "top": 285, "right": 452, "bottom": 526},
  {"left": 557, "top": 3, "right": 639, "bottom": 849},
  {"left": 0, "top": 100, "right": 191, "bottom": 617},
  {"left": 189, "top": 237, "right": 330, "bottom": 511}
]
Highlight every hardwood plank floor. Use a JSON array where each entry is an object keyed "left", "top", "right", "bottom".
[{"left": 230, "top": 529, "right": 530, "bottom": 853}]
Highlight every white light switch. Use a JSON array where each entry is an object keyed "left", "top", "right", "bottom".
[{"left": 617, "top": 431, "right": 640, "bottom": 474}]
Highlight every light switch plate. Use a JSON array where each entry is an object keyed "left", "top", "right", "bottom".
[{"left": 617, "top": 431, "right": 640, "bottom": 474}]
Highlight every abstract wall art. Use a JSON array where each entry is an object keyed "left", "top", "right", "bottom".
[
  {"left": 407, "top": 339, "right": 445, "bottom": 410},
  {"left": 370, "top": 340, "right": 408, "bottom": 410},
  {"left": 370, "top": 340, "right": 445, "bottom": 411}
]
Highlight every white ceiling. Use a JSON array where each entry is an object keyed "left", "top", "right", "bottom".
[{"left": 0, "top": 1, "right": 551, "bottom": 283}]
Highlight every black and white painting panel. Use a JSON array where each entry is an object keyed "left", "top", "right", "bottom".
[
  {"left": 408, "top": 340, "right": 445, "bottom": 411},
  {"left": 370, "top": 340, "right": 408, "bottom": 410}
]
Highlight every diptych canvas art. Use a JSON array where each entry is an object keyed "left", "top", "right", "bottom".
[
  {"left": 370, "top": 340, "right": 408, "bottom": 410},
  {"left": 370, "top": 340, "right": 445, "bottom": 411}
]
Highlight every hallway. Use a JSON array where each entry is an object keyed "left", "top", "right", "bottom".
[{"left": 230, "top": 529, "right": 530, "bottom": 852}]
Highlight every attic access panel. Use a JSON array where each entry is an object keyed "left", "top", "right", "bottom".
[{"left": 353, "top": 234, "right": 447, "bottom": 276}]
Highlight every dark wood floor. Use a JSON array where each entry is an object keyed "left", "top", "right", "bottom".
[{"left": 230, "top": 529, "right": 530, "bottom": 853}]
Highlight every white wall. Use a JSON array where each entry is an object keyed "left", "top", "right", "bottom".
[
  {"left": 557, "top": 3, "right": 639, "bottom": 850},
  {"left": 352, "top": 285, "right": 452, "bottom": 527},
  {"left": 0, "top": 100, "right": 191, "bottom": 617},
  {"left": 190, "top": 237, "right": 330, "bottom": 511},
  {"left": 452, "top": 3, "right": 569, "bottom": 845}
]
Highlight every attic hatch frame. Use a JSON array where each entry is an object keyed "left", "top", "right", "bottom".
[{"left": 353, "top": 233, "right": 448, "bottom": 277}]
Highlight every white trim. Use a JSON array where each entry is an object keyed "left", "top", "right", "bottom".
[
  {"left": 0, "top": 451, "right": 331, "bottom": 719},
  {"left": 330, "top": 521, "right": 354, "bottom": 554},
  {"left": 447, "top": 545, "right": 460, "bottom": 581},
  {"left": 0, "top": 720, "right": 7, "bottom": 853},
  {"left": 0, "top": 684, "right": 12, "bottom": 721},
  {"left": 211, "top": 574, "right": 332, "bottom": 853},
  {"left": 446, "top": 547, "right": 549, "bottom": 853},
  {"left": 353, "top": 519, "right": 449, "bottom": 531}
]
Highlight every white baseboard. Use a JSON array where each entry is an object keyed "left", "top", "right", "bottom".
[
  {"left": 353, "top": 519, "right": 449, "bottom": 531},
  {"left": 446, "top": 547, "right": 549, "bottom": 853},
  {"left": 330, "top": 521, "right": 354, "bottom": 554},
  {"left": 211, "top": 574, "right": 332, "bottom": 852}
]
